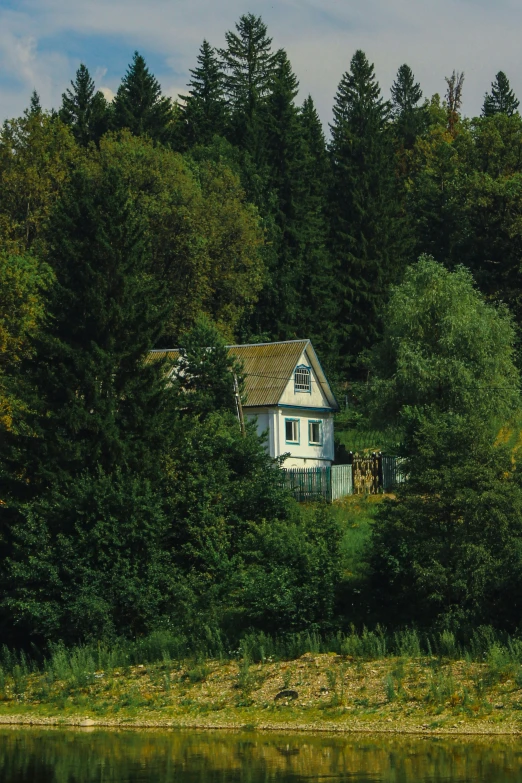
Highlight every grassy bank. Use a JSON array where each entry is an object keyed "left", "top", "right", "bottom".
[{"left": 3, "top": 629, "right": 522, "bottom": 734}]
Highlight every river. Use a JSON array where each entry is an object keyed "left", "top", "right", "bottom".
[{"left": 0, "top": 728, "right": 521, "bottom": 781}]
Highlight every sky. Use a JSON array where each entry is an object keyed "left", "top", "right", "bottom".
[{"left": 1, "top": 0, "right": 522, "bottom": 129}]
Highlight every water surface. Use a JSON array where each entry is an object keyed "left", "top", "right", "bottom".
[{"left": 0, "top": 728, "right": 521, "bottom": 782}]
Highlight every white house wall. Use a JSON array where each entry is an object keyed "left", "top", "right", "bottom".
[
  {"left": 276, "top": 407, "right": 334, "bottom": 467},
  {"left": 278, "top": 348, "right": 330, "bottom": 408},
  {"left": 246, "top": 407, "right": 334, "bottom": 466}
]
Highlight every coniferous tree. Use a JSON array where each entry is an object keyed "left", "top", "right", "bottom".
[
  {"left": 59, "top": 64, "right": 109, "bottom": 146},
  {"left": 0, "top": 162, "right": 178, "bottom": 642},
  {"left": 298, "top": 96, "right": 337, "bottom": 362},
  {"left": 113, "top": 52, "right": 177, "bottom": 144},
  {"left": 483, "top": 71, "right": 520, "bottom": 117},
  {"left": 26, "top": 90, "right": 42, "bottom": 117},
  {"left": 182, "top": 40, "right": 228, "bottom": 147},
  {"left": 220, "top": 13, "right": 278, "bottom": 159},
  {"left": 257, "top": 50, "right": 304, "bottom": 337},
  {"left": 391, "top": 64, "right": 426, "bottom": 148},
  {"left": 8, "top": 162, "right": 172, "bottom": 493},
  {"left": 329, "top": 50, "right": 403, "bottom": 370}
]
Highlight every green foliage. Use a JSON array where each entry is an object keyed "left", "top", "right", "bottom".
[
  {"left": 19, "top": 160, "right": 171, "bottom": 485},
  {"left": 251, "top": 51, "right": 305, "bottom": 339},
  {"left": 27, "top": 91, "right": 42, "bottom": 118},
  {"left": 297, "top": 96, "right": 336, "bottom": 363},
  {"left": 230, "top": 506, "right": 342, "bottom": 634},
  {"left": 0, "top": 252, "right": 52, "bottom": 432},
  {"left": 113, "top": 52, "right": 178, "bottom": 143},
  {"left": 391, "top": 63, "right": 426, "bottom": 148},
  {"left": 371, "top": 414, "right": 522, "bottom": 632},
  {"left": 2, "top": 469, "right": 180, "bottom": 644},
  {"left": 172, "top": 317, "right": 240, "bottom": 418},
  {"left": 329, "top": 50, "right": 408, "bottom": 369},
  {"left": 483, "top": 71, "right": 520, "bottom": 117},
  {"left": 220, "top": 13, "right": 278, "bottom": 156},
  {"left": 94, "top": 132, "right": 264, "bottom": 341},
  {"left": 0, "top": 111, "right": 79, "bottom": 256},
  {"left": 59, "top": 64, "right": 109, "bottom": 146},
  {"left": 367, "top": 256, "right": 520, "bottom": 429},
  {"left": 182, "top": 40, "right": 228, "bottom": 147}
]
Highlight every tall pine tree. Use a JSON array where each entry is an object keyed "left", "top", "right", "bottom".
[
  {"left": 219, "top": 13, "right": 278, "bottom": 160},
  {"left": 59, "top": 64, "right": 109, "bottom": 146},
  {"left": 113, "top": 52, "right": 177, "bottom": 144},
  {"left": 483, "top": 71, "right": 520, "bottom": 117},
  {"left": 182, "top": 40, "right": 228, "bottom": 147},
  {"left": 256, "top": 50, "right": 304, "bottom": 337},
  {"left": 329, "top": 50, "right": 404, "bottom": 371},
  {"left": 391, "top": 64, "right": 426, "bottom": 148},
  {"left": 26, "top": 90, "right": 42, "bottom": 118},
  {"left": 8, "top": 161, "right": 172, "bottom": 492},
  {"left": 0, "top": 161, "right": 179, "bottom": 643},
  {"left": 298, "top": 96, "right": 336, "bottom": 363}
]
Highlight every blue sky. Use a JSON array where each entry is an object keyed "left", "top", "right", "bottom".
[{"left": 1, "top": 0, "right": 522, "bottom": 127}]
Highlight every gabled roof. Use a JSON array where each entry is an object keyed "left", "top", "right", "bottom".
[
  {"left": 227, "top": 340, "right": 308, "bottom": 407},
  {"left": 148, "top": 339, "right": 338, "bottom": 410}
]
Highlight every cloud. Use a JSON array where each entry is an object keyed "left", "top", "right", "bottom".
[
  {"left": 99, "top": 86, "right": 115, "bottom": 103},
  {"left": 1, "top": 0, "right": 522, "bottom": 125}
]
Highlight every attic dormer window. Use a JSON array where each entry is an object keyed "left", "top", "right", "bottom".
[{"left": 294, "top": 365, "right": 311, "bottom": 393}]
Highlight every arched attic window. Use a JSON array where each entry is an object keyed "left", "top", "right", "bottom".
[{"left": 294, "top": 365, "right": 311, "bottom": 393}]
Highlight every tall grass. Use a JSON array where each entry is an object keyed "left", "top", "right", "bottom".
[{"left": 1, "top": 625, "right": 522, "bottom": 684}]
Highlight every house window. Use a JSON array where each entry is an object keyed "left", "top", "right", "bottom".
[
  {"left": 294, "top": 365, "right": 311, "bottom": 393},
  {"left": 285, "top": 418, "right": 300, "bottom": 443},
  {"left": 309, "top": 420, "right": 322, "bottom": 445}
]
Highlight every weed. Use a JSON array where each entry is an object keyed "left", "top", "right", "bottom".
[
  {"left": 12, "top": 665, "right": 27, "bottom": 696},
  {"left": 237, "top": 658, "right": 255, "bottom": 694},
  {"left": 438, "top": 630, "right": 458, "bottom": 659},
  {"left": 384, "top": 675, "right": 395, "bottom": 702},
  {"left": 282, "top": 668, "right": 292, "bottom": 690},
  {"left": 163, "top": 671, "right": 171, "bottom": 693},
  {"left": 394, "top": 630, "right": 421, "bottom": 658},
  {"left": 486, "top": 643, "right": 515, "bottom": 684},
  {"left": 426, "top": 668, "right": 457, "bottom": 707},
  {"left": 182, "top": 664, "right": 209, "bottom": 684}
]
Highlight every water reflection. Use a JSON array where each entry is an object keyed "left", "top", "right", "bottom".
[{"left": 0, "top": 728, "right": 521, "bottom": 782}]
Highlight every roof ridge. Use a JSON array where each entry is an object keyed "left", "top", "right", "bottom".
[
  {"left": 226, "top": 339, "right": 308, "bottom": 348},
  {"left": 149, "top": 340, "right": 309, "bottom": 352}
]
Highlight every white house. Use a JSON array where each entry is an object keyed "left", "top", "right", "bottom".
[
  {"left": 229, "top": 339, "right": 338, "bottom": 468},
  {"left": 149, "top": 339, "right": 338, "bottom": 468}
]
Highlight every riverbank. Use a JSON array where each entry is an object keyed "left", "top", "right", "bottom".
[{"left": 2, "top": 652, "right": 522, "bottom": 735}]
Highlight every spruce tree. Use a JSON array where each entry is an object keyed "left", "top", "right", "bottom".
[
  {"left": 483, "top": 71, "right": 520, "bottom": 117},
  {"left": 254, "top": 50, "right": 304, "bottom": 338},
  {"left": 219, "top": 13, "right": 278, "bottom": 158},
  {"left": 59, "top": 64, "right": 109, "bottom": 146},
  {"left": 27, "top": 90, "right": 42, "bottom": 117},
  {"left": 113, "top": 52, "right": 177, "bottom": 143},
  {"left": 390, "top": 64, "right": 426, "bottom": 148},
  {"left": 298, "top": 96, "right": 337, "bottom": 362},
  {"left": 182, "top": 40, "right": 228, "bottom": 147},
  {"left": 13, "top": 162, "right": 171, "bottom": 491},
  {"left": 329, "top": 50, "right": 403, "bottom": 371}
]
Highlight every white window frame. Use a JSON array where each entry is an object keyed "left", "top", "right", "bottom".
[
  {"left": 285, "top": 418, "right": 300, "bottom": 444},
  {"left": 308, "top": 419, "right": 323, "bottom": 446},
  {"left": 294, "top": 365, "right": 311, "bottom": 393}
]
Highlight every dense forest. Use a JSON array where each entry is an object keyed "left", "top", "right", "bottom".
[{"left": 2, "top": 12, "right": 522, "bottom": 652}]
